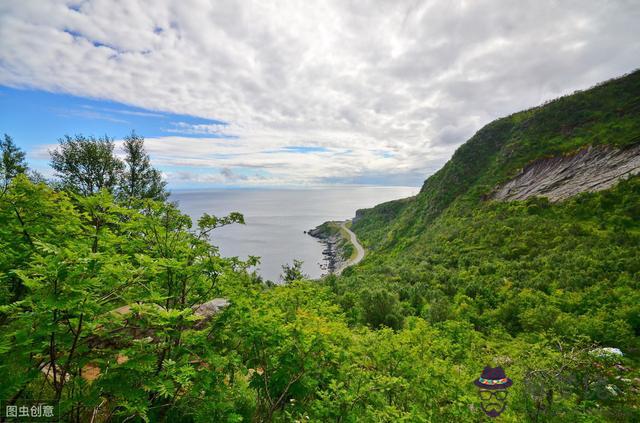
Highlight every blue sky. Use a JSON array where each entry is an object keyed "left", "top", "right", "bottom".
[
  {"left": 0, "top": 86, "right": 230, "bottom": 145},
  {"left": 0, "top": 86, "right": 251, "bottom": 187},
  {"left": 1, "top": 1, "right": 638, "bottom": 188}
]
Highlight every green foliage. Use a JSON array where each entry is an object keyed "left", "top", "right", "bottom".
[
  {"left": 280, "top": 259, "right": 307, "bottom": 284},
  {"left": 1, "top": 172, "right": 638, "bottom": 421},
  {"left": 341, "top": 242, "right": 354, "bottom": 261},
  {"left": 120, "top": 132, "right": 168, "bottom": 202},
  {"left": 0, "top": 176, "right": 254, "bottom": 421},
  {"left": 352, "top": 196, "right": 413, "bottom": 249},
  {"left": 50, "top": 133, "right": 170, "bottom": 203},
  {"left": 50, "top": 135, "right": 125, "bottom": 196},
  {"left": 329, "top": 71, "right": 640, "bottom": 421},
  {"left": 313, "top": 221, "right": 341, "bottom": 237},
  {"left": 1, "top": 134, "right": 28, "bottom": 186},
  {"left": 360, "top": 288, "right": 404, "bottom": 329}
]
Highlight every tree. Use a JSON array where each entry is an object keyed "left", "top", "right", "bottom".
[
  {"left": 0, "top": 176, "right": 250, "bottom": 421},
  {"left": 1, "top": 134, "right": 28, "bottom": 186},
  {"left": 360, "top": 288, "right": 403, "bottom": 329},
  {"left": 280, "top": 259, "right": 307, "bottom": 283},
  {"left": 50, "top": 135, "right": 124, "bottom": 195},
  {"left": 120, "top": 132, "right": 167, "bottom": 201}
]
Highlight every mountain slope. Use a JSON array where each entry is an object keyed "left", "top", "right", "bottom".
[
  {"left": 324, "top": 71, "right": 640, "bottom": 420},
  {"left": 352, "top": 70, "right": 640, "bottom": 251}
]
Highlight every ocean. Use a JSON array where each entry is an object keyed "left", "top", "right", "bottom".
[{"left": 170, "top": 186, "right": 418, "bottom": 282}]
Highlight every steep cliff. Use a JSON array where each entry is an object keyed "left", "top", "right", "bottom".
[{"left": 492, "top": 143, "right": 640, "bottom": 202}]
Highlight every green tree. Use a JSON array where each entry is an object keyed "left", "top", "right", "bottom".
[
  {"left": 119, "top": 132, "right": 167, "bottom": 201},
  {"left": 1, "top": 134, "right": 28, "bottom": 186},
  {"left": 360, "top": 288, "right": 403, "bottom": 329},
  {"left": 280, "top": 259, "right": 307, "bottom": 283},
  {"left": 49, "top": 134, "right": 124, "bottom": 195},
  {"left": 0, "top": 176, "right": 250, "bottom": 421},
  {"left": 228, "top": 281, "right": 350, "bottom": 421}
]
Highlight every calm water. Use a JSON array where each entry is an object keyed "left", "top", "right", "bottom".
[{"left": 171, "top": 186, "right": 418, "bottom": 282}]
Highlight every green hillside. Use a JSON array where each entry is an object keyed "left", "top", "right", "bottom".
[
  {"left": 348, "top": 70, "right": 640, "bottom": 337},
  {"left": 353, "top": 69, "right": 640, "bottom": 251},
  {"left": 333, "top": 70, "right": 640, "bottom": 420}
]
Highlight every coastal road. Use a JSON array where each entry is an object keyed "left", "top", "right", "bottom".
[{"left": 336, "top": 220, "right": 365, "bottom": 275}]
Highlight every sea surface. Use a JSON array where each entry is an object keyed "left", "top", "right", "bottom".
[{"left": 171, "top": 186, "right": 419, "bottom": 282}]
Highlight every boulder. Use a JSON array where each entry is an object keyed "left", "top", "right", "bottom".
[{"left": 192, "top": 298, "right": 230, "bottom": 327}]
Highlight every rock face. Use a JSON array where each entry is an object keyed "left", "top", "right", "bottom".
[{"left": 492, "top": 144, "right": 640, "bottom": 202}]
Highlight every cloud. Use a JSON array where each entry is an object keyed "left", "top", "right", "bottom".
[
  {"left": 165, "top": 121, "right": 235, "bottom": 137},
  {"left": 281, "top": 146, "right": 330, "bottom": 154},
  {"left": 52, "top": 106, "right": 130, "bottom": 124},
  {"left": 1, "top": 0, "right": 639, "bottom": 186},
  {"left": 85, "top": 105, "right": 165, "bottom": 118},
  {"left": 220, "top": 167, "right": 248, "bottom": 181}
]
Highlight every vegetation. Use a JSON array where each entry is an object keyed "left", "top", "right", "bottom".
[
  {"left": 0, "top": 70, "right": 639, "bottom": 421},
  {"left": 353, "top": 69, "right": 640, "bottom": 250},
  {"left": 120, "top": 132, "right": 167, "bottom": 202},
  {"left": 50, "top": 134, "right": 125, "bottom": 196},
  {"left": 50, "top": 132, "right": 167, "bottom": 200},
  {"left": 342, "top": 69, "right": 640, "bottom": 419},
  {"left": 1, "top": 133, "right": 28, "bottom": 187},
  {"left": 280, "top": 259, "right": 307, "bottom": 283}
]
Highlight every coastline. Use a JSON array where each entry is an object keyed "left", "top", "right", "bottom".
[
  {"left": 306, "top": 222, "right": 346, "bottom": 275},
  {"left": 306, "top": 220, "right": 364, "bottom": 276}
]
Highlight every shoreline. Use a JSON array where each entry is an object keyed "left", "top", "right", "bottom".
[
  {"left": 306, "top": 220, "right": 365, "bottom": 276},
  {"left": 306, "top": 222, "right": 346, "bottom": 275}
]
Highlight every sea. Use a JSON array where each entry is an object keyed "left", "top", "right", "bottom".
[{"left": 170, "top": 186, "right": 419, "bottom": 282}]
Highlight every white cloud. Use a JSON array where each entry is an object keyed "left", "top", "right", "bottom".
[
  {"left": 165, "top": 122, "right": 232, "bottom": 136},
  {"left": 1, "top": 0, "right": 639, "bottom": 186}
]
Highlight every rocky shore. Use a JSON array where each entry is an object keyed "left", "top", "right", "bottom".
[{"left": 306, "top": 223, "right": 346, "bottom": 275}]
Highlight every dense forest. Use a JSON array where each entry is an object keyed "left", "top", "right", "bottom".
[{"left": 1, "top": 71, "right": 639, "bottom": 422}]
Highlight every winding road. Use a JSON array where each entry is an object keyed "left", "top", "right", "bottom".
[{"left": 335, "top": 220, "right": 365, "bottom": 275}]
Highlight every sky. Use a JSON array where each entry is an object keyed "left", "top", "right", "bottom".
[{"left": 1, "top": 1, "right": 639, "bottom": 188}]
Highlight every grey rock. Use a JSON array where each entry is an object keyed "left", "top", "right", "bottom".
[
  {"left": 492, "top": 144, "right": 640, "bottom": 202},
  {"left": 193, "top": 298, "right": 230, "bottom": 319},
  {"left": 192, "top": 298, "right": 230, "bottom": 328},
  {"left": 308, "top": 229, "right": 344, "bottom": 275},
  {"left": 191, "top": 298, "right": 230, "bottom": 329},
  {"left": 307, "top": 227, "right": 324, "bottom": 238}
]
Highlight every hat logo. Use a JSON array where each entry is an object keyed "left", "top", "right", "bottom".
[{"left": 474, "top": 366, "right": 512, "bottom": 418}]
